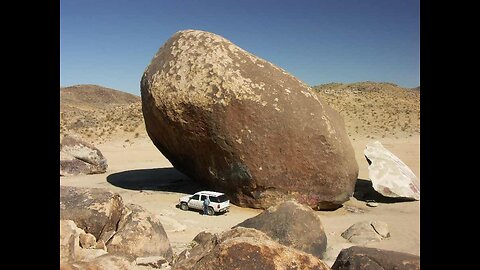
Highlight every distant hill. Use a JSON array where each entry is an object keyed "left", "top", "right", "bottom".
[
  {"left": 60, "top": 84, "right": 144, "bottom": 144},
  {"left": 313, "top": 81, "right": 420, "bottom": 139},
  {"left": 60, "top": 84, "right": 140, "bottom": 112}
]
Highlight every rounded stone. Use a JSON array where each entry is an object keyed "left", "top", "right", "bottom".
[{"left": 141, "top": 29, "right": 358, "bottom": 210}]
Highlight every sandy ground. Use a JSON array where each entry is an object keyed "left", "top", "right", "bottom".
[{"left": 60, "top": 134, "right": 420, "bottom": 267}]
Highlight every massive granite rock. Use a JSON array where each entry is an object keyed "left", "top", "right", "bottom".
[
  {"left": 331, "top": 246, "right": 420, "bottom": 270},
  {"left": 364, "top": 141, "right": 420, "bottom": 200},
  {"left": 141, "top": 29, "right": 358, "bottom": 210},
  {"left": 172, "top": 227, "right": 331, "bottom": 270},
  {"left": 234, "top": 200, "right": 327, "bottom": 258},
  {"left": 60, "top": 135, "right": 108, "bottom": 176}
]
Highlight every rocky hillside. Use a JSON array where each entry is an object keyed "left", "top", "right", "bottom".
[
  {"left": 313, "top": 82, "right": 420, "bottom": 140},
  {"left": 60, "top": 85, "right": 144, "bottom": 144}
]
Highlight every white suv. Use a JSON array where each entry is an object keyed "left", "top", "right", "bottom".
[{"left": 178, "top": 191, "right": 230, "bottom": 215}]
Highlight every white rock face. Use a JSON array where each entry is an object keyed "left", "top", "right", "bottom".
[{"left": 364, "top": 141, "right": 420, "bottom": 200}]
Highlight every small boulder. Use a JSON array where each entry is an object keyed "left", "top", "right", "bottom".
[
  {"left": 234, "top": 200, "right": 327, "bottom": 258},
  {"left": 331, "top": 246, "right": 420, "bottom": 270},
  {"left": 341, "top": 221, "right": 390, "bottom": 244},
  {"left": 60, "top": 135, "right": 108, "bottom": 176},
  {"left": 192, "top": 231, "right": 216, "bottom": 245},
  {"left": 107, "top": 203, "right": 173, "bottom": 261},
  {"left": 60, "top": 186, "right": 125, "bottom": 243}
]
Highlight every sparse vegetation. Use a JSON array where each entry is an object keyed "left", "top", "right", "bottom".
[
  {"left": 60, "top": 85, "right": 145, "bottom": 144},
  {"left": 313, "top": 82, "right": 420, "bottom": 139}
]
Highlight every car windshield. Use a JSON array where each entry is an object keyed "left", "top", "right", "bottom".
[{"left": 210, "top": 195, "right": 228, "bottom": 203}]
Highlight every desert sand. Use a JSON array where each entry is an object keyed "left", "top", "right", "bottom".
[{"left": 60, "top": 132, "right": 420, "bottom": 267}]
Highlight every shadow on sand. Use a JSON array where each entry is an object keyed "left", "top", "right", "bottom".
[
  {"left": 107, "top": 167, "right": 207, "bottom": 194},
  {"left": 354, "top": 178, "right": 416, "bottom": 203}
]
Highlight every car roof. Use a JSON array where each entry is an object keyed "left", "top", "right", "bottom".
[{"left": 195, "top": 191, "right": 225, "bottom": 197}]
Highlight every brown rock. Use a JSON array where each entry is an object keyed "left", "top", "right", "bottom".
[
  {"left": 173, "top": 232, "right": 219, "bottom": 269},
  {"left": 141, "top": 29, "right": 358, "bottom": 210},
  {"left": 60, "top": 135, "right": 108, "bottom": 176},
  {"left": 341, "top": 221, "right": 390, "bottom": 245},
  {"left": 60, "top": 186, "right": 125, "bottom": 243},
  {"left": 331, "top": 246, "right": 420, "bottom": 270},
  {"left": 107, "top": 203, "right": 173, "bottom": 261},
  {"left": 172, "top": 227, "right": 330, "bottom": 270},
  {"left": 235, "top": 200, "right": 327, "bottom": 258}
]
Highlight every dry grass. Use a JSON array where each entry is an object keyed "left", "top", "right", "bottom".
[
  {"left": 60, "top": 102, "right": 146, "bottom": 144},
  {"left": 60, "top": 84, "right": 145, "bottom": 144},
  {"left": 313, "top": 81, "right": 420, "bottom": 140}
]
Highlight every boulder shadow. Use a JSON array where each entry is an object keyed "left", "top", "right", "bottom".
[
  {"left": 354, "top": 178, "right": 416, "bottom": 203},
  {"left": 106, "top": 167, "right": 207, "bottom": 194}
]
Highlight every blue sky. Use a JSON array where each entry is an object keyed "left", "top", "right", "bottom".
[{"left": 60, "top": 0, "right": 419, "bottom": 95}]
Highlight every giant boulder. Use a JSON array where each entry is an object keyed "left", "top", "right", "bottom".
[
  {"left": 364, "top": 141, "right": 420, "bottom": 200},
  {"left": 234, "top": 200, "right": 327, "bottom": 258},
  {"left": 141, "top": 29, "right": 358, "bottom": 210},
  {"left": 60, "top": 135, "right": 108, "bottom": 176}
]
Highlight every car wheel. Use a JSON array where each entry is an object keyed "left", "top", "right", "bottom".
[
  {"left": 207, "top": 207, "right": 214, "bottom": 216},
  {"left": 180, "top": 202, "right": 189, "bottom": 211}
]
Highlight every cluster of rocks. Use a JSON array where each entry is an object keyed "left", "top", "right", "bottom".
[
  {"left": 60, "top": 186, "right": 172, "bottom": 269},
  {"left": 171, "top": 199, "right": 419, "bottom": 270},
  {"left": 59, "top": 187, "right": 419, "bottom": 270}
]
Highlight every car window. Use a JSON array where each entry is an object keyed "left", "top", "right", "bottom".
[
  {"left": 210, "top": 195, "right": 228, "bottom": 203},
  {"left": 200, "top": 195, "right": 206, "bottom": 201},
  {"left": 191, "top": 195, "right": 199, "bottom": 200}
]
